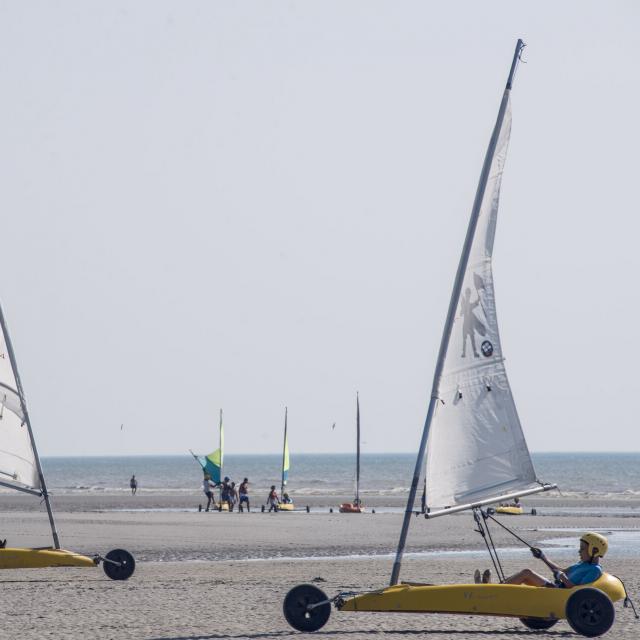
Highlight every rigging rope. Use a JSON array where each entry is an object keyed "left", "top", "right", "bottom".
[
  {"left": 483, "top": 510, "right": 536, "bottom": 549},
  {"left": 472, "top": 508, "right": 505, "bottom": 583}
]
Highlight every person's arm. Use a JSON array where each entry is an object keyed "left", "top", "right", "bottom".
[
  {"left": 531, "top": 547, "right": 566, "bottom": 579},
  {"left": 532, "top": 548, "right": 579, "bottom": 587}
]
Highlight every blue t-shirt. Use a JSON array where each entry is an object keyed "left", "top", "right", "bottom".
[{"left": 566, "top": 562, "right": 602, "bottom": 585}]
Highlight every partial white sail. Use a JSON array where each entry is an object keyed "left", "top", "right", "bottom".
[
  {"left": 425, "top": 97, "right": 538, "bottom": 510},
  {"left": 0, "top": 305, "right": 40, "bottom": 492}
]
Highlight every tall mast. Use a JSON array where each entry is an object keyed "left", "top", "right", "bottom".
[
  {"left": 355, "top": 392, "right": 360, "bottom": 504},
  {"left": 281, "top": 407, "right": 288, "bottom": 497},
  {"left": 389, "top": 39, "right": 526, "bottom": 586},
  {"left": 219, "top": 408, "right": 223, "bottom": 505},
  {"left": 0, "top": 302, "right": 60, "bottom": 549}
]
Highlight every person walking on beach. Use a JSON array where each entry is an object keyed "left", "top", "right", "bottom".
[
  {"left": 130, "top": 474, "right": 138, "bottom": 495},
  {"left": 221, "top": 476, "right": 231, "bottom": 510},
  {"left": 228, "top": 481, "right": 239, "bottom": 512},
  {"left": 202, "top": 474, "right": 216, "bottom": 512},
  {"left": 239, "top": 477, "right": 250, "bottom": 512},
  {"left": 267, "top": 485, "right": 280, "bottom": 512},
  {"left": 475, "top": 532, "right": 607, "bottom": 586}
]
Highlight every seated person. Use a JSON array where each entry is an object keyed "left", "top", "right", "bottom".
[
  {"left": 281, "top": 492, "right": 293, "bottom": 504},
  {"left": 478, "top": 532, "right": 607, "bottom": 587}
]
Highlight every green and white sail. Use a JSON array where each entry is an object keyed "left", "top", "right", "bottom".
[
  {"left": 281, "top": 407, "right": 289, "bottom": 495},
  {"left": 193, "top": 409, "right": 223, "bottom": 484}
]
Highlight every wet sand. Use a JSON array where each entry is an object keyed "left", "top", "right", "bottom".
[{"left": 1, "top": 497, "right": 640, "bottom": 638}]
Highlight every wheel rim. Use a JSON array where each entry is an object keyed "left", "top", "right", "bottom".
[
  {"left": 290, "top": 592, "right": 322, "bottom": 623},
  {"left": 578, "top": 598, "right": 604, "bottom": 626},
  {"left": 299, "top": 595, "right": 316, "bottom": 621}
]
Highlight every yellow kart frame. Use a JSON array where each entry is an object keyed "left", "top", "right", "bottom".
[
  {"left": 0, "top": 548, "right": 97, "bottom": 570},
  {"left": 338, "top": 573, "right": 625, "bottom": 618},
  {"left": 0, "top": 546, "right": 135, "bottom": 580},
  {"left": 284, "top": 573, "right": 627, "bottom": 636}
]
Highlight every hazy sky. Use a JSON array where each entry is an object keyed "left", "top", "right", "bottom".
[{"left": 0, "top": 2, "right": 638, "bottom": 456}]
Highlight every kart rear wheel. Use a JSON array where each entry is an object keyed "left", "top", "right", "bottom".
[
  {"left": 283, "top": 584, "right": 331, "bottom": 632},
  {"left": 565, "top": 588, "right": 614, "bottom": 637},
  {"left": 520, "top": 617, "right": 558, "bottom": 630},
  {"left": 102, "top": 548, "right": 136, "bottom": 580}
]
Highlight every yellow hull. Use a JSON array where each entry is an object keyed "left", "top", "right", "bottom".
[
  {"left": 495, "top": 506, "right": 523, "bottom": 515},
  {"left": 0, "top": 548, "right": 97, "bottom": 570},
  {"left": 338, "top": 573, "right": 625, "bottom": 619},
  {"left": 279, "top": 503, "right": 295, "bottom": 511}
]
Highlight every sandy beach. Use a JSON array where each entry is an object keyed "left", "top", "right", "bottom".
[{"left": 2, "top": 495, "right": 640, "bottom": 639}]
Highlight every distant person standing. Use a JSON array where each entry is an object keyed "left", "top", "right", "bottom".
[
  {"left": 229, "top": 481, "right": 239, "bottom": 512},
  {"left": 239, "top": 477, "right": 250, "bottom": 512},
  {"left": 130, "top": 474, "right": 138, "bottom": 495},
  {"left": 202, "top": 474, "right": 216, "bottom": 511},
  {"left": 267, "top": 485, "right": 280, "bottom": 512},
  {"left": 221, "top": 476, "right": 231, "bottom": 509}
]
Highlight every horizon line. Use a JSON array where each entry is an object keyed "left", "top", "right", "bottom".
[{"left": 39, "top": 450, "right": 640, "bottom": 458}]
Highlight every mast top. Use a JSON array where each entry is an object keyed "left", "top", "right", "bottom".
[{"left": 506, "top": 39, "right": 526, "bottom": 91}]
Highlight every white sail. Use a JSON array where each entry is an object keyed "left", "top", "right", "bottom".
[
  {"left": 424, "top": 96, "right": 538, "bottom": 511},
  {"left": 0, "top": 305, "right": 40, "bottom": 492}
]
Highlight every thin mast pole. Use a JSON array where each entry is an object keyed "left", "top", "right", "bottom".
[
  {"left": 355, "top": 392, "right": 360, "bottom": 504},
  {"left": 219, "top": 408, "right": 223, "bottom": 505},
  {"left": 0, "top": 301, "right": 60, "bottom": 549},
  {"left": 281, "top": 407, "right": 287, "bottom": 497},
  {"left": 389, "top": 39, "right": 525, "bottom": 586}
]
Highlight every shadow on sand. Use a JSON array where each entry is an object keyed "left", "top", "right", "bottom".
[{"left": 145, "top": 626, "right": 573, "bottom": 639}]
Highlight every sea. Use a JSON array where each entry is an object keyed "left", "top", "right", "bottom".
[{"left": 36, "top": 452, "right": 640, "bottom": 504}]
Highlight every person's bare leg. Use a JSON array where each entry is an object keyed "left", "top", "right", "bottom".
[{"left": 505, "top": 569, "right": 549, "bottom": 586}]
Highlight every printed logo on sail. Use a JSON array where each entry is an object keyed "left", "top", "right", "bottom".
[
  {"left": 460, "top": 273, "right": 487, "bottom": 358},
  {"left": 481, "top": 341, "right": 493, "bottom": 357}
]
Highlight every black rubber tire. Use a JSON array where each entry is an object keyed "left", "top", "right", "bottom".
[
  {"left": 520, "top": 617, "right": 558, "bottom": 630},
  {"left": 565, "top": 588, "right": 614, "bottom": 637},
  {"left": 102, "top": 548, "right": 136, "bottom": 581},
  {"left": 283, "top": 584, "right": 331, "bottom": 632}
]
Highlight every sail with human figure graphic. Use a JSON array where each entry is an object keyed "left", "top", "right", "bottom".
[{"left": 423, "top": 84, "right": 544, "bottom": 514}]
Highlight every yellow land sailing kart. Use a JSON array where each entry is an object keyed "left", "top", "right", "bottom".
[
  {"left": 284, "top": 571, "right": 627, "bottom": 637},
  {"left": 0, "top": 546, "right": 135, "bottom": 580}
]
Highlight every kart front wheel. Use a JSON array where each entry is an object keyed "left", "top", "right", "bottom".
[
  {"left": 102, "top": 548, "right": 136, "bottom": 580},
  {"left": 520, "top": 617, "right": 558, "bottom": 630},
  {"left": 283, "top": 584, "right": 331, "bottom": 632},
  {"left": 565, "top": 588, "right": 614, "bottom": 637}
]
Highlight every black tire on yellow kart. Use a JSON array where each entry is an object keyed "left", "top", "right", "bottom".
[
  {"left": 283, "top": 584, "right": 331, "bottom": 632},
  {"left": 520, "top": 617, "right": 558, "bottom": 630},
  {"left": 102, "top": 548, "right": 136, "bottom": 580},
  {"left": 565, "top": 587, "right": 615, "bottom": 637}
]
